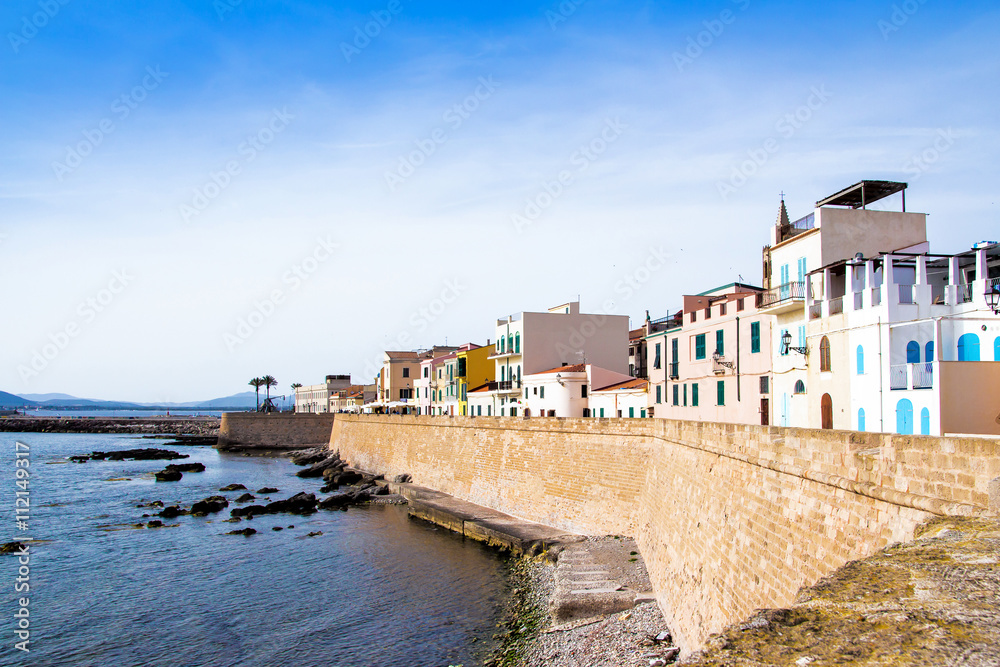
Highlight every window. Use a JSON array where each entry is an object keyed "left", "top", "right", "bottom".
[
  {"left": 402, "top": 367, "right": 410, "bottom": 378},
  {"left": 500, "top": 337, "right": 505, "bottom": 353},
  {"left": 750, "top": 321, "right": 760, "bottom": 353},
  {"left": 654, "top": 343, "right": 661, "bottom": 369},
  {"left": 794, "top": 380, "right": 806, "bottom": 394},
  {"left": 705, "top": 307, "right": 712, "bottom": 320},
  {"left": 692, "top": 383, "right": 699, "bottom": 407},
  {"left": 759, "top": 376, "right": 769, "bottom": 394},
  {"left": 797, "top": 257, "right": 807, "bottom": 283},
  {"left": 656, "top": 385, "right": 662, "bottom": 404},
  {"left": 515, "top": 333, "right": 520, "bottom": 353},
  {"left": 583, "top": 408, "right": 590, "bottom": 417},
  {"left": 926, "top": 341, "right": 935, "bottom": 363},
  {"left": 501, "top": 367, "right": 505, "bottom": 381},
  {"left": 798, "top": 326, "right": 806, "bottom": 350},
  {"left": 695, "top": 334, "right": 706, "bottom": 360},
  {"left": 690, "top": 311, "right": 697, "bottom": 323},
  {"left": 819, "top": 336, "right": 831, "bottom": 371},
  {"left": 857, "top": 345, "right": 865, "bottom": 374},
  {"left": 617, "top": 410, "right": 622, "bottom": 418},
  {"left": 600, "top": 408, "right": 605, "bottom": 418},
  {"left": 920, "top": 408, "right": 930, "bottom": 435},
  {"left": 511, "top": 407, "right": 517, "bottom": 417},
  {"left": 477, "top": 405, "right": 482, "bottom": 416},
  {"left": 629, "top": 407, "right": 635, "bottom": 418},
  {"left": 581, "top": 385, "right": 588, "bottom": 398},
  {"left": 716, "top": 330, "right": 724, "bottom": 356},
  {"left": 671, "top": 338, "right": 679, "bottom": 364},
  {"left": 487, "top": 405, "right": 491, "bottom": 416},
  {"left": 533, "top": 387, "right": 537, "bottom": 395},
  {"left": 858, "top": 408, "right": 865, "bottom": 432},
  {"left": 672, "top": 385, "right": 679, "bottom": 406},
  {"left": 720, "top": 302, "right": 727, "bottom": 316},
  {"left": 957, "top": 333, "right": 980, "bottom": 361},
  {"left": 525, "top": 388, "right": 528, "bottom": 399},
  {"left": 737, "top": 298, "right": 745, "bottom": 312},
  {"left": 906, "top": 341, "right": 920, "bottom": 364},
  {"left": 716, "top": 380, "right": 725, "bottom": 406},
  {"left": 821, "top": 393, "right": 833, "bottom": 429},
  {"left": 641, "top": 409, "right": 647, "bottom": 418},
  {"left": 683, "top": 384, "right": 687, "bottom": 406},
  {"left": 423, "top": 367, "right": 428, "bottom": 377},
  {"left": 439, "top": 369, "right": 443, "bottom": 379},
  {"left": 780, "top": 329, "right": 789, "bottom": 356}
]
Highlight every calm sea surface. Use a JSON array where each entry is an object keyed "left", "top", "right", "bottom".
[{"left": 0, "top": 433, "right": 511, "bottom": 667}]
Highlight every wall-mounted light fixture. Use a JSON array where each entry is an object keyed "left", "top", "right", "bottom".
[
  {"left": 781, "top": 330, "right": 808, "bottom": 355},
  {"left": 986, "top": 283, "right": 1000, "bottom": 315}
]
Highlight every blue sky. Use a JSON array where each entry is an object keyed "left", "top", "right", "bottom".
[{"left": 3, "top": 0, "right": 998, "bottom": 402}]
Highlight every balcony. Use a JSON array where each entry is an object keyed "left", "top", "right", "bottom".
[
  {"left": 668, "top": 362, "right": 679, "bottom": 380},
  {"left": 809, "top": 303, "right": 822, "bottom": 320},
  {"left": 488, "top": 348, "right": 521, "bottom": 360},
  {"left": 757, "top": 281, "right": 806, "bottom": 314},
  {"left": 829, "top": 296, "right": 844, "bottom": 315},
  {"left": 497, "top": 380, "right": 522, "bottom": 392},
  {"left": 871, "top": 286, "right": 882, "bottom": 307},
  {"left": 890, "top": 363, "right": 934, "bottom": 390}
]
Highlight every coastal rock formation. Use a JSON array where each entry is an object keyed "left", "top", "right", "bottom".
[
  {"left": 0, "top": 417, "right": 219, "bottom": 436},
  {"left": 234, "top": 493, "right": 256, "bottom": 503},
  {"left": 219, "top": 483, "right": 247, "bottom": 492},
  {"left": 191, "top": 496, "right": 229, "bottom": 515},
  {"left": 158, "top": 506, "right": 188, "bottom": 518},
  {"left": 229, "top": 492, "right": 319, "bottom": 517},
  {"left": 226, "top": 528, "right": 256, "bottom": 537},
  {"left": 163, "top": 462, "right": 205, "bottom": 473},
  {"left": 0, "top": 541, "right": 27, "bottom": 554},
  {"left": 296, "top": 455, "right": 344, "bottom": 478},
  {"left": 256, "top": 487, "right": 279, "bottom": 494},
  {"left": 154, "top": 470, "right": 183, "bottom": 482},
  {"left": 289, "top": 448, "right": 329, "bottom": 466},
  {"left": 77, "top": 448, "right": 190, "bottom": 462}
]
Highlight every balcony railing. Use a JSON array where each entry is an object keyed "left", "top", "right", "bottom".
[
  {"left": 668, "top": 362, "right": 679, "bottom": 379},
  {"left": 829, "top": 297, "right": 844, "bottom": 315},
  {"left": 958, "top": 283, "right": 974, "bottom": 303},
  {"left": 497, "top": 380, "right": 522, "bottom": 391},
  {"left": 890, "top": 363, "right": 934, "bottom": 390},
  {"left": 898, "top": 284, "right": 915, "bottom": 304},
  {"left": 871, "top": 286, "right": 882, "bottom": 306},
  {"left": 809, "top": 303, "right": 822, "bottom": 320},
  {"left": 757, "top": 281, "right": 806, "bottom": 308}
]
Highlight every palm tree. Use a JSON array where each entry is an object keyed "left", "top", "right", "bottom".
[
  {"left": 290, "top": 383, "right": 302, "bottom": 412},
  {"left": 248, "top": 377, "right": 265, "bottom": 411},
  {"left": 263, "top": 375, "right": 278, "bottom": 412}
]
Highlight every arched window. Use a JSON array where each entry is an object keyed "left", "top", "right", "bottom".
[
  {"left": 794, "top": 380, "right": 806, "bottom": 394},
  {"left": 856, "top": 345, "right": 864, "bottom": 375},
  {"left": 517, "top": 365, "right": 521, "bottom": 383},
  {"left": 858, "top": 408, "right": 866, "bottom": 432},
  {"left": 957, "top": 333, "right": 980, "bottom": 361},
  {"left": 896, "top": 398, "right": 914, "bottom": 435},
  {"left": 821, "top": 393, "right": 833, "bottom": 429},
  {"left": 920, "top": 408, "right": 930, "bottom": 435},
  {"left": 925, "top": 341, "right": 934, "bottom": 363},
  {"left": 500, "top": 337, "right": 505, "bottom": 353},
  {"left": 906, "top": 341, "right": 920, "bottom": 364},
  {"left": 508, "top": 334, "right": 514, "bottom": 353},
  {"left": 820, "top": 336, "right": 831, "bottom": 371},
  {"left": 515, "top": 332, "right": 520, "bottom": 353},
  {"left": 501, "top": 367, "right": 505, "bottom": 381}
]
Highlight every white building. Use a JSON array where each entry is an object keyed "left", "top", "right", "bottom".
[
  {"left": 590, "top": 377, "right": 649, "bottom": 419},
  {"left": 294, "top": 375, "right": 352, "bottom": 413},
  {"left": 806, "top": 243, "right": 1000, "bottom": 435}
]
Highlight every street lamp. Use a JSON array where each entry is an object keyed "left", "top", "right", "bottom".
[
  {"left": 781, "top": 330, "right": 808, "bottom": 355},
  {"left": 986, "top": 283, "right": 1000, "bottom": 315}
]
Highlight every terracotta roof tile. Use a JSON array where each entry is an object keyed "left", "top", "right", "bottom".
[
  {"left": 594, "top": 378, "right": 649, "bottom": 392},
  {"left": 534, "top": 364, "right": 586, "bottom": 375}
]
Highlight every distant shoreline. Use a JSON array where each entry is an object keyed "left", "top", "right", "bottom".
[{"left": 0, "top": 416, "right": 220, "bottom": 436}]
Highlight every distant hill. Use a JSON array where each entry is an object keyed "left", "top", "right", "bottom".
[
  {"left": 0, "top": 391, "right": 36, "bottom": 408},
  {"left": 20, "top": 393, "right": 77, "bottom": 401}
]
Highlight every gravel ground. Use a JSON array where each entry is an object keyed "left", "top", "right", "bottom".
[{"left": 514, "top": 557, "right": 678, "bottom": 667}]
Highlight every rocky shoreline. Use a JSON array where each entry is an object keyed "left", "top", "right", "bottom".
[{"left": 0, "top": 416, "right": 220, "bottom": 436}]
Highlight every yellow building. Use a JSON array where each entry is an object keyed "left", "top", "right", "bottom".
[{"left": 457, "top": 343, "right": 495, "bottom": 416}]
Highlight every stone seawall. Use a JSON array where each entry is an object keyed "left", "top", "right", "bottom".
[
  {"left": 330, "top": 414, "right": 1000, "bottom": 653},
  {"left": 218, "top": 412, "right": 336, "bottom": 450}
]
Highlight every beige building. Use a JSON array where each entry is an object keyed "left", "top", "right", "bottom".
[
  {"left": 294, "top": 375, "right": 352, "bottom": 413},
  {"left": 330, "top": 384, "right": 376, "bottom": 412},
  {"left": 373, "top": 346, "right": 458, "bottom": 412}
]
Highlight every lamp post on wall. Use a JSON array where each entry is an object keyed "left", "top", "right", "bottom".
[
  {"left": 986, "top": 283, "right": 1000, "bottom": 315},
  {"left": 781, "top": 330, "right": 808, "bottom": 355}
]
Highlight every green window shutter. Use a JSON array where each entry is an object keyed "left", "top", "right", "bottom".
[
  {"left": 695, "top": 334, "right": 706, "bottom": 360},
  {"left": 751, "top": 321, "right": 760, "bottom": 353},
  {"left": 683, "top": 384, "right": 687, "bottom": 406},
  {"left": 672, "top": 385, "right": 679, "bottom": 405},
  {"left": 717, "top": 380, "right": 725, "bottom": 406},
  {"left": 692, "top": 383, "right": 699, "bottom": 407},
  {"left": 600, "top": 408, "right": 604, "bottom": 418},
  {"left": 629, "top": 407, "right": 635, "bottom": 418},
  {"left": 716, "top": 330, "right": 724, "bottom": 356}
]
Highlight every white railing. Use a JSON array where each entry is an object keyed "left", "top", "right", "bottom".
[
  {"left": 898, "top": 284, "right": 915, "bottom": 304},
  {"left": 829, "top": 297, "right": 844, "bottom": 315},
  {"left": 872, "top": 286, "right": 882, "bottom": 306},
  {"left": 854, "top": 292, "right": 864, "bottom": 310},
  {"left": 890, "top": 363, "right": 934, "bottom": 390}
]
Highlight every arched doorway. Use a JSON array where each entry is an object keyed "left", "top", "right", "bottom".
[
  {"left": 896, "top": 398, "right": 914, "bottom": 434},
  {"left": 821, "top": 393, "right": 833, "bottom": 429}
]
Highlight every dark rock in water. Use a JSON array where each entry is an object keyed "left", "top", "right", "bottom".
[
  {"left": 257, "top": 487, "right": 279, "bottom": 494},
  {"left": 264, "top": 492, "right": 318, "bottom": 515},
  {"left": 219, "top": 483, "right": 247, "bottom": 492},
  {"left": 136, "top": 500, "right": 164, "bottom": 508},
  {"left": 321, "top": 464, "right": 347, "bottom": 481},
  {"left": 163, "top": 462, "right": 205, "bottom": 473},
  {"left": 191, "top": 496, "right": 229, "bottom": 515},
  {"left": 393, "top": 473, "right": 412, "bottom": 484},
  {"left": 272, "top": 526, "right": 283, "bottom": 531},
  {"left": 290, "top": 448, "right": 328, "bottom": 466},
  {"left": 147, "top": 520, "right": 164, "bottom": 528},
  {"left": 319, "top": 481, "right": 339, "bottom": 493},
  {"left": 223, "top": 517, "right": 242, "bottom": 523},
  {"left": 306, "top": 531, "right": 323, "bottom": 537},
  {"left": 230, "top": 504, "right": 267, "bottom": 518},
  {"left": 318, "top": 493, "right": 352, "bottom": 510},
  {"left": 296, "top": 456, "right": 344, "bottom": 478},
  {"left": 0, "top": 541, "right": 27, "bottom": 554},
  {"left": 287, "top": 525, "right": 294, "bottom": 529},
  {"left": 226, "top": 528, "right": 256, "bottom": 537},
  {"left": 370, "top": 484, "right": 389, "bottom": 496},
  {"left": 154, "top": 470, "right": 183, "bottom": 482},
  {"left": 235, "top": 493, "right": 256, "bottom": 503},
  {"left": 337, "top": 470, "right": 363, "bottom": 485},
  {"left": 69, "top": 455, "right": 90, "bottom": 463},
  {"left": 90, "top": 448, "right": 189, "bottom": 462},
  {"left": 158, "top": 506, "right": 188, "bottom": 519}
]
